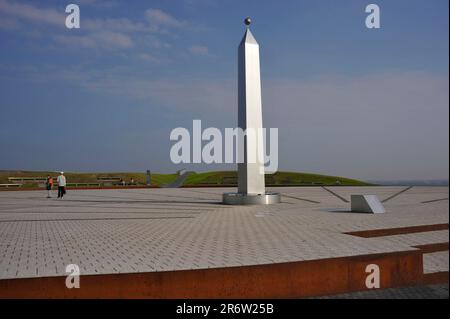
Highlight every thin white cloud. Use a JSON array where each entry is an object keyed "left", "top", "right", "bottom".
[
  {"left": 261, "top": 73, "right": 449, "bottom": 180},
  {"left": 76, "top": 0, "right": 119, "bottom": 8},
  {"left": 54, "top": 31, "right": 134, "bottom": 49},
  {"left": 0, "top": 0, "right": 143, "bottom": 33},
  {"left": 139, "top": 53, "right": 162, "bottom": 64},
  {"left": 142, "top": 35, "right": 172, "bottom": 49},
  {"left": 0, "top": 1, "right": 200, "bottom": 52},
  {"left": 0, "top": 0, "right": 65, "bottom": 26},
  {"left": 73, "top": 69, "right": 450, "bottom": 180},
  {"left": 145, "top": 8, "right": 186, "bottom": 29},
  {"left": 83, "top": 18, "right": 147, "bottom": 33},
  {"left": 189, "top": 45, "right": 209, "bottom": 56},
  {"left": 2, "top": 60, "right": 448, "bottom": 179}
]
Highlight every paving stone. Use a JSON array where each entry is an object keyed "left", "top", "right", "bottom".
[
  {"left": 424, "top": 251, "right": 449, "bottom": 274},
  {"left": 0, "top": 187, "right": 448, "bottom": 280}
]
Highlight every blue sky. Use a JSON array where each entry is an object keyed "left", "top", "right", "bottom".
[{"left": 0, "top": 0, "right": 448, "bottom": 180}]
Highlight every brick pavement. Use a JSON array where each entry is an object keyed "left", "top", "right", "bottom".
[{"left": 0, "top": 187, "right": 448, "bottom": 282}]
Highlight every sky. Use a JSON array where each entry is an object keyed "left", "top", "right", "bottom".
[{"left": 0, "top": 0, "right": 448, "bottom": 181}]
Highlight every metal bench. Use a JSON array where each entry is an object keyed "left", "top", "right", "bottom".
[{"left": 0, "top": 184, "right": 21, "bottom": 188}]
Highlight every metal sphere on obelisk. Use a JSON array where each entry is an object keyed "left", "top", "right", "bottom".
[{"left": 222, "top": 18, "right": 281, "bottom": 205}]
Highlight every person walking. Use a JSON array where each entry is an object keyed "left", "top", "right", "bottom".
[
  {"left": 57, "top": 172, "right": 67, "bottom": 199},
  {"left": 46, "top": 175, "right": 53, "bottom": 198}
]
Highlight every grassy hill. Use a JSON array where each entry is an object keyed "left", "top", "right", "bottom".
[
  {"left": 183, "top": 171, "right": 372, "bottom": 186},
  {"left": 0, "top": 170, "right": 372, "bottom": 188},
  {"left": 0, "top": 170, "right": 178, "bottom": 187}
]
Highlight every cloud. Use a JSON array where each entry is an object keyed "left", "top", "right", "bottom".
[
  {"left": 260, "top": 72, "right": 449, "bottom": 180},
  {"left": 0, "top": 15, "right": 20, "bottom": 30},
  {"left": 31, "top": 65, "right": 235, "bottom": 115},
  {"left": 86, "top": 69, "right": 449, "bottom": 180},
  {"left": 84, "top": 75, "right": 234, "bottom": 114},
  {"left": 138, "top": 53, "right": 162, "bottom": 64},
  {"left": 2, "top": 59, "right": 448, "bottom": 179},
  {"left": 142, "top": 35, "right": 172, "bottom": 49},
  {"left": 76, "top": 0, "right": 119, "bottom": 8},
  {"left": 183, "top": 0, "right": 219, "bottom": 6},
  {"left": 0, "top": 0, "right": 143, "bottom": 33},
  {"left": 77, "top": 69, "right": 449, "bottom": 179},
  {"left": 55, "top": 31, "right": 134, "bottom": 49},
  {"left": 0, "top": 0, "right": 65, "bottom": 27},
  {"left": 145, "top": 8, "right": 186, "bottom": 29},
  {"left": 83, "top": 18, "right": 147, "bottom": 33},
  {"left": 189, "top": 45, "right": 209, "bottom": 56},
  {"left": 0, "top": 1, "right": 200, "bottom": 52}
]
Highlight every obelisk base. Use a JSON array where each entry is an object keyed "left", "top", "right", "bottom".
[{"left": 222, "top": 192, "right": 281, "bottom": 205}]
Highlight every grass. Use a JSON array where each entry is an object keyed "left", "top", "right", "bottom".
[
  {"left": 0, "top": 170, "right": 372, "bottom": 188},
  {"left": 150, "top": 173, "right": 179, "bottom": 186},
  {"left": 183, "top": 171, "right": 372, "bottom": 186},
  {"left": 183, "top": 171, "right": 236, "bottom": 185}
]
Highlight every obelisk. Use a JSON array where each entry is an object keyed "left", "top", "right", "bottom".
[{"left": 223, "top": 17, "right": 280, "bottom": 205}]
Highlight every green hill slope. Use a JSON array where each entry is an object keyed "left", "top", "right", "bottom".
[
  {"left": 0, "top": 171, "right": 178, "bottom": 187},
  {"left": 0, "top": 170, "right": 372, "bottom": 188},
  {"left": 183, "top": 171, "right": 372, "bottom": 186}
]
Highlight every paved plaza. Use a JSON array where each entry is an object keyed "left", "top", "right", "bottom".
[{"left": 0, "top": 186, "right": 448, "bottom": 285}]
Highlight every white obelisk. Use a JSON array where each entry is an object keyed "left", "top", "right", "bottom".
[
  {"left": 237, "top": 20, "right": 265, "bottom": 195},
  {"left": 223, "top": 17, "right": 280, "bottom": 205}
]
